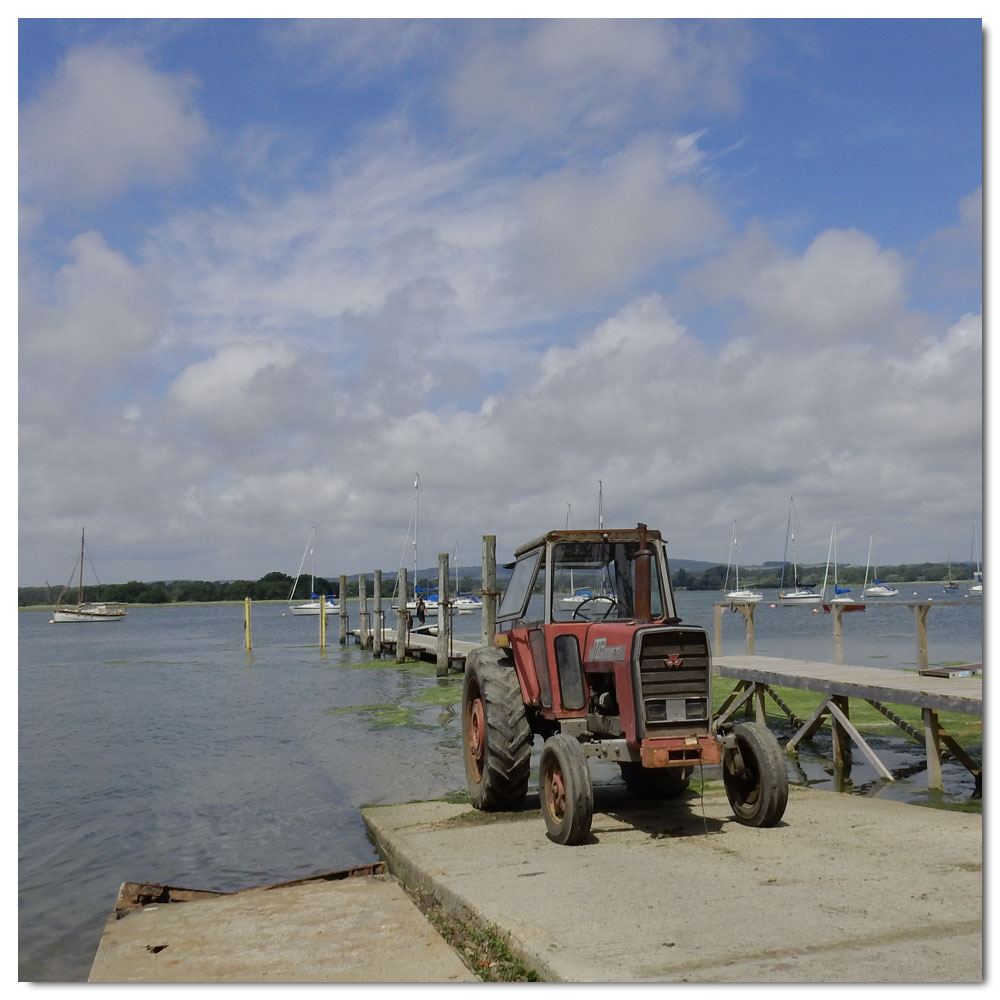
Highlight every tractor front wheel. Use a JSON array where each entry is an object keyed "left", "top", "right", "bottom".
[
  {"left": 539, "top": 734, "right": 594, "bottom": 845},
  {"left": 723, "top": 722, "right": 788, "bottom": 827},
  {"left": 462, "top": 646, "right": 532, "bottom": 811}
]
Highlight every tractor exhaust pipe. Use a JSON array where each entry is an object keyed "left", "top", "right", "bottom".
[{"left": 635, "top": 522, "right": 652, "bottom": 622}]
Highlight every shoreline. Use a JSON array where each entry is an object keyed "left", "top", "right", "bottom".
[{"left": 18, "top": 581, "right": 984, "bottom": 613}]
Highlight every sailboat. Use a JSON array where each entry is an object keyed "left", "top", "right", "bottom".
[
  {"left": 861, "top": 532, "right": 898, "bottom": 597},
  {"left": 777, "top": 498, "right": 822, "bottom": 605},
  {"left": 391, "top": 474, "right": 439, "bottom": 616},
  {"left": 943, "top": 553, "right": 959, "bottom": 593},
  {"left": 969, "top": 524, "right": 983, "bottom": 595},
  {"left": 451, "top": 544, "right": 482, "bottom": 612},
  {"left": 822, "top": 522, "right": 865, "bottom": 612},
  {"left": 723, "top": 521, "right": 762, "bottom": 602},
  {"left": 50, "top": 528, "right": 127, "bottom": 623},
  {"left": 287, "top": 528, "right": 339, "bottom": 616}
]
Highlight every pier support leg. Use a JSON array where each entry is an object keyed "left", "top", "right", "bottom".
[
  {"left": 339, "top": 575, "right": 348, "bottom": 645},
  {"left": 481, "top": 535, "right": 496, "bottom": 648},
  {"left": 785, "top": 694, "right": 895, "bottom": 784},
  {"left": 437, "top": 553, "right": 450, "bottom": 677},
  {"left": 831, "top": 604, "right": 845, "bottom": 665},
  {"left": 395, "top": 568, "right": 408, "bottom": 664},
  {"left": 739, "top": 603, "right": 756, "bottom": 655},
  {"left": 913, "top": 604, "right": 931, "bottom": 670},
  {"left": 923, "top": 707, "right": 944, "bottom": 791},
  {"left": 830, "top": 695, "right": 851, "bottom": 774},
  {"left": 373, "top": 569, "right": 383, "bottom": 658},
  {"left": 359, "top": 575, "right": 369, "bottom": 648}
]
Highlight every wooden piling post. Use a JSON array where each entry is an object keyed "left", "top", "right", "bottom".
[
  {"left": 359, "top": 574, "right": 369, "bottom": 648},
  {"left": 395, "top": 568, "right": 408, "bottom": 664},
  {"left": 737, "top": 603, "right": 756, "bottom": 654},
  {"left": 437, "top": 552, "right": 450, "bottom": 676},
  {"left": 922, "top": 707, "right": 944, "bottom": 791},
  {"left": 914, "top": 603, "right": 931, "bottom": 670},
  {"left": 319, "top": 595, "right": 327, "bottom": 649},
  {"left": 831, "top": 695, "right": 852, "bottom": 776},
  {"left": 482, "top": 535, "right": 496, "bottom": 646},
  {"left": 713, "top": 603, "right": 722, "bottom": 658},
  {"left": 339, "top": 574, "right": 348, "bottom": 644},
  {"left": 831, "top": 603, "right": 845, "bottom": 664},
  {"left": 373, "top": 569, "right": 383, "bottom": 658},
  {"left": 244, "top": 597, "right": 252, "bottom": 650}
]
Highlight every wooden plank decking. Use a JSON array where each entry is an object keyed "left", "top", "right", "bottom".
[{"left": 714, "top": 654, "right": 982, "bottom": 715}]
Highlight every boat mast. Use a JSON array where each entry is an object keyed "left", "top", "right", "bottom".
[
  {"left": 733, "top": 523, "right": 741, "bottom": 592},
  {"left": 412, "top": 473, "right": 419, "bottom": 603},
  {"left": 598, "top": 481, "right": 604, "bottom": 530},
  {"left": 724, "top": 522, "right": 736, "bottom": 593},
  {"left": 779, "top": 500, "right": 792, "bottom": 591},
  {"left": 821, "top": 522, "right": 835, "bottom": 599},
  {"left": 78, "top": 528, "right": 85, "bottom": 605},
  {"left": 566, "top": 503, "right": 575, "bottom": 595}
]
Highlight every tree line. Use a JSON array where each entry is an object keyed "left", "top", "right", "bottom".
[
  {"left": 18, "top": 569, "right": 488, "bottom": 607},
  {"left": 672, "top": 561, "right": 979, "bottom": 592}
]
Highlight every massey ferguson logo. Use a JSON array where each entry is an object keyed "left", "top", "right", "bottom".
[{"left": 664, "top": 654, "right": 685, "bottom": 668}]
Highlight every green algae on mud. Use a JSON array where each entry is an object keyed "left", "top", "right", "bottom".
[
  {"left": 327, "top": 663, "right": 463, "bottom": 730},
  {"left": 326, "top": 702, "right": 439, "bottom": 730}
]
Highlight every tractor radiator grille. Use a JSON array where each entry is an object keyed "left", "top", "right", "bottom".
[{"left": 636, "top": 628, "right": 711, "bottom": 738}]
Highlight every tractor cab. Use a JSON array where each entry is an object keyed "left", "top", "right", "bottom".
[{"left": 496, "top": 525, "right": 678, "bottom": 627}]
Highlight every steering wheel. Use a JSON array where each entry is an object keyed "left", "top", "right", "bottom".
[{"left": 572, "top": 595, "right": 621, "bottom": 621}]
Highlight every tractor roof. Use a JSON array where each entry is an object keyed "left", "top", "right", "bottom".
[{"left": 512, "top": 526, "right": 665, "bottom": 558}]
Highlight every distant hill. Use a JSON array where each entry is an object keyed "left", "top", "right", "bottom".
[{"left": 668, "top": 558, "right": 722, "bottom": 571}]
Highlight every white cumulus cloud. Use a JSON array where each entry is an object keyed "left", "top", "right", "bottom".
[{"left": 20, "top": 45, "right": 208, "bottom": 206}]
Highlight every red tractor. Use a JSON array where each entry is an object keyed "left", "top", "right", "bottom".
[{"left": 462, "top": 524, "right": 788, "bottom": 844}]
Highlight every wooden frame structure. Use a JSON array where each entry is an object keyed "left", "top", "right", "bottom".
[{"left": 713, "top": 654, "right": 981, "bottom": 793}]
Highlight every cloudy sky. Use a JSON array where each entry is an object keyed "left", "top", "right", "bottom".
[{"left": 17, "top": 17, "right": 984, "bottom": 588}]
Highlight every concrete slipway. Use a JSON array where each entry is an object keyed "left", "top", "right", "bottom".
[{"left": 90, "top": 784, "right": 982, "bottom": 983}]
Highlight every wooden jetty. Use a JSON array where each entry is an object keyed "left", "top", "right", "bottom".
[
  {"left": 351, "top": 625, "right": 478, "bottom": 675},
  {"left": 714, "top": 653, "right": 981, "bottom": 793}
]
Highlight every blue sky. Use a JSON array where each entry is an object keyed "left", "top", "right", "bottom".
[{"left": 17, "top": 16, "right": 984, "bottom": 586}]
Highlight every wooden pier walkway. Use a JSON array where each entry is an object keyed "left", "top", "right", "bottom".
[
  {"left": 348, "top": 626, "right": 479, "bottom": 674},
  {"left": 714, "top": 653, "right": 982, "bottom": 792}
]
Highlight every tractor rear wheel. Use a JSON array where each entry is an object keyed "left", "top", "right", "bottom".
[
  {"left": 539, "top": 734, "right": 594, "bottom": 845},
  {"left": 462, "top": 646, "right": 532, "bottom": 811},
  {"left": 619, "top": 763, "right": 690, "bottom": 799},
  {"left": 723, "top": 722, "right": 788, "bottom": 827}
]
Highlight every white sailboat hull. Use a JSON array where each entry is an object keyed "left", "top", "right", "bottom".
[
  {"left": 725, "top": 590, "right": 763, "bottom": 603},
  {"left": 778, "top": 590, "right": 822, "bottom": 605},
  {"left": 51, "top": 604, "right": 127, "bottom": 623},
  {"left": 290, "top": 601, "right": 340, "bottom": 616}
]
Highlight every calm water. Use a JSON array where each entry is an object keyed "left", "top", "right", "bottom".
[{"left": 18, "top": 585, "right": 982, "bottom": 981}]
